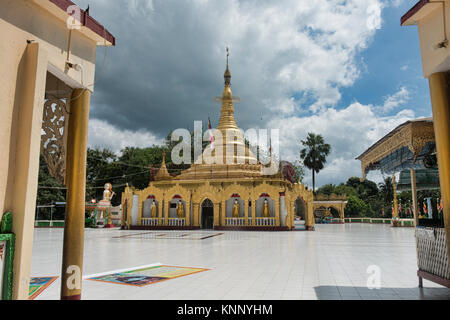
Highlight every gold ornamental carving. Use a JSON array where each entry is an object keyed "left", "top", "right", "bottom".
[{"left": 40, "top": 98, "right": 69, "bottom": 185}]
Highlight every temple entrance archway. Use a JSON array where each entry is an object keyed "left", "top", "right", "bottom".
[
  {"left": 295, "top": 197, "right": 307, "bottom": 221},
  {"left": 201, "top": 199, "right": 214, "bottom": 229}
]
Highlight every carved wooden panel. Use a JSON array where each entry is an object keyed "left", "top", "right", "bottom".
[{"left": 40, "top": 98, "right": 69, "bottom": 185}]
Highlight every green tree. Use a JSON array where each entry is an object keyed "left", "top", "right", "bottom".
[
  {"left": 292, "top": 160, "right": 305, "bottom": 182},
  {"left": 37, "top": 156, "right": 65, "bottom": 206},
  {"left": 378, "top": 176, "right": 394, "bottom": 205},
  {"left": 300, "top": 133, "right": 331, "bottom": 192},
  {"left": 345, "top": 195, "right": 369, "bottom": 217}
]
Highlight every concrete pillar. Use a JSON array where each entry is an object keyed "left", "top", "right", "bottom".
[
  {"left": 429, "top": 72, "right": 450, "bottom": 265},
  {"left": 7, "top": 43, "right": 47, "bottom": 300},
  {"left": 61, "top": 88, "right": 91, "bottom": 300}
]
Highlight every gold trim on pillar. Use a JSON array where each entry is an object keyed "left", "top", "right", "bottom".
[
  {"left": 61, "top": 88, "right": 91, "bottom": 300},
  {"left": 429, "top": 72, "right": 450, "bottom": 265}
]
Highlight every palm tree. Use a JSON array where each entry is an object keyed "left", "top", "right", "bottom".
[
  {"left": 300, "top": 133, "right": 331, "bottom": 192},
  {"left": 378, "top": 176, "right": 394, "bottom": 204}
]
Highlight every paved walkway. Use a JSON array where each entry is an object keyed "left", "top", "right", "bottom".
[{"left": 31, "top": 224, "right": 450, "bottom": 300}]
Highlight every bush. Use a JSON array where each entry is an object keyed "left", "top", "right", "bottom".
[{"left": 345, "top": 195, "right": 369, "bottom": 217}]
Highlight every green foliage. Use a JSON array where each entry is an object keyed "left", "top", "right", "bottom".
[
  {"left": 300, "top": 133, "right": 331, "bottom": 192},
  {"left": 345, "top": 195, "right": 369, "bottom": 217},
  {"left": 37, "top": 156, "right": 65, "bottom": 206},
  {"left": 378, "top": 176, "right": 394, "bottom": 204},
  {"left": 292, "top": 160, "right": 305, "bottom": 183}
]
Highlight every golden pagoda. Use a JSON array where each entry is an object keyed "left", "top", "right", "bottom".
[{"left": 121, "top": 50, "right": 315, "bottom": 231}]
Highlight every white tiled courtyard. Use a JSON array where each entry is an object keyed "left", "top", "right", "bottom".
[{"left": 31, "top": 224, "right": 450, "bottom": 300}]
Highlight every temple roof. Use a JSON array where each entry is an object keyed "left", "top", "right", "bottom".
[
  {"left": 46, "top": 0, "right": 115, "bottom": 45},
  {"left": 356, "top": 118, "right": 436, "bottom": 179}
]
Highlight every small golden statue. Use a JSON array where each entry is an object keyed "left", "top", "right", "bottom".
[
  {"left": 262, "top": 199, "right": 270, "bottom": 217},
  {"left": 102, "top": 183, "right": 115, "bottom": 203},
  {"left": 232, "top": 199, "right": 240, "bottom": 218},
  {"left": 151, "top": 200, "right": 157, "bottom": 218},
  {"left": 176, "top": 200, "right": 185, "bottom": 218}
]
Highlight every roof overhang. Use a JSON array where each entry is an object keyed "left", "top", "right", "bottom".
[
  {"left": 401, "top": 0, "right": 441, "bottom": 26},
  {"left": 34, "top": 0, "right": 115, "bottom": 46},
  {"left": 356, "top": 118, "right": 435, "bottom": 180}
]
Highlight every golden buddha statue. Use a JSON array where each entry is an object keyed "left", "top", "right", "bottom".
[
  {"left": 262, "top": 199, "right": 270, "bottom": 217},
  {"left": 102, "top": 183, "right": 115, "bottom": 203},
  {"left": 232, "top": 199, "right": 240, "bottom": 218},
  {"left": 176, "top": 200, "right": 185, "bottom": 218},
  {"left": 151, "top": 200, "right": 157, "bottom": 218}
]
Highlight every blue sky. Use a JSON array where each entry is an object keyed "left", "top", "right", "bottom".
[{"left": 340, "top": 1, "right": 431, "bottom": 118}]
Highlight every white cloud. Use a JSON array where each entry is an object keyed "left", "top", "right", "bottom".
[
  {"left": 88, "top": 119, "right": 164, "bottom": 154},
  {"left": 73, "top": 0, "right": 415, "bottom": 186},
  {"left": 379, "top": 86, "right": 410, "bottom": 113},
  {"left": 268, "top": 98, "right": 416, "bottom": 187}
]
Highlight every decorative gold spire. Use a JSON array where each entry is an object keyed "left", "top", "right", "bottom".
[
  {"left": 154, "top": 151, "right": 171, "bottom": 181},
  {"left": 224, "top": 47, "right": 231, "bottom": 86},
  {"left": 217, "top": 47, "right": 239, "bottom": 131}
]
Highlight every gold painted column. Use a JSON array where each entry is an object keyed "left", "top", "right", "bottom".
[
  {"left": 410, "top": 169, "right": 419, "bottom": 227},
  {"left": 193, "top": 203, "right": 200, "bottom": 227},
  {"left": 61, "top": 88, "right": 91, "bottom": 300},
  {"left": 252, "top": 199, "right": 256, "bottom": 226},
  {"left": 275, "top": 199, "right": 280, "bottom": 226},
  {"left": 214, "top": 203, "right": 220, "bottom": 227},
  {"left": 429, "top": 72, "right": 450, "bottom": 264},
  {"left": 392, "top": 174, "right": 399, "bottom": 219},
  {"left": 165, "top": 200, "right": 169, "bottom": 226},
  {"left": 185, "top": 201, "right": 191, "bottom": 226},
  {"left": 244, "top": 199, "right": 249, "bottom": 226},
  {"left": 306, "top": 201, "right": 314, "bottom": 231},
  {"left": 221, "top": 200, "right": 226, "bottom": 226},
  {"left": 159, "top": 199, "right": 163, "bottom": 226}
]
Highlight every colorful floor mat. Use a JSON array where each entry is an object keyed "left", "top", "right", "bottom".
[
  {"left": 87, "top": 265, "right": 209, "bottom": 287},
  {"left": 29, "top": 277, "right": 58, "bottom": 300}
]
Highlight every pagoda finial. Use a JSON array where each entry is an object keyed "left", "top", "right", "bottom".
[{"left": 224, "top": 47, "right": 231, "bottom": 86}]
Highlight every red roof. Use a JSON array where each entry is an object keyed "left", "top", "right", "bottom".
[
  {"left": 49, "top": 0, "right": 115, "bottom": 46},
  {"left": 401, "top": 0, "right": 429, "bottom": 26}
]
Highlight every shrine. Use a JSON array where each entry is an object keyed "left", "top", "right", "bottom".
[{"left": 122, "top": 54, "right": 315, "bottom": 231}]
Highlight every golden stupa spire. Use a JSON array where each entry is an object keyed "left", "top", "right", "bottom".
[
  {"left": 217, "top": 47, "right": 239, "bottom": 132},
  {"left": 154, "top": 151, "right": 171, "bottom": 181}
]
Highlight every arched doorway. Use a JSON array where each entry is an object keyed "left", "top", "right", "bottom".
[
  {"left": 329, "top": 207, "right": 340, "bottom": 218},
  {"left": 201, "top": 199, "right": 214, "bottom": 229},
  {"left": 295, "top": 197, "right": 307, "bottom": 221}
]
